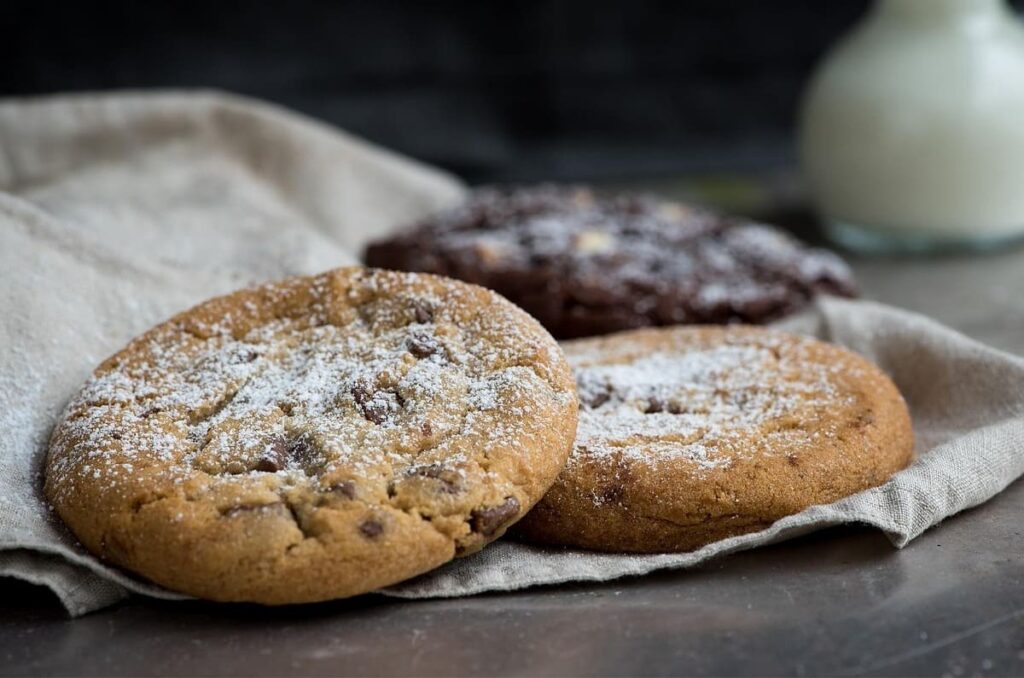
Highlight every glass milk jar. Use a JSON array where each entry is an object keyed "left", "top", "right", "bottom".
[{"left": 799, "top": 0, "right": 1024, "bottom": 252}]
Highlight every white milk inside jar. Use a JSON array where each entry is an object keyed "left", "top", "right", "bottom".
[{"left": 799, "top": 0, "right": 1024, "bottom": 252}]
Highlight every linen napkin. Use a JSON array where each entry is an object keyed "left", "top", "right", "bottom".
[{"left": 1, "top": 91, "right": 1021, "bottom": 616}]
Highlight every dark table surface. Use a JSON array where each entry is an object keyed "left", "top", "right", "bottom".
[{"left": 2, "top": 191, "right": 1023, "bottom": 678}]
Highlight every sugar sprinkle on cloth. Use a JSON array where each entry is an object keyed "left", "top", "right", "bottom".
[{"left": 1, "top": 91, "right": 1022, "bottom": 615}]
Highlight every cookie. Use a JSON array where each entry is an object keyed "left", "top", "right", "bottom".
[
  {"left": 364, "top": 186, "right": 858, "bottom": 339},
  {"left": 45, "top": 267, "right": 578, "bottom": 604},
  {"left": 515, "top": 326, "right": 912, "bottom": 552}
]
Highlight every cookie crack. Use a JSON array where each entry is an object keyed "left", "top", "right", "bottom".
[
  {"left": 383, "top": 499, "right": 469, "bottom": 548},
  {"left": 603, "top": 429, "right": 708, "bottom": 449},
  {"left": 283, "top": 500, "right": 316, "bottom": 541},
  {"left": 129, "top": 493, "right": 171, "bottom": 515},
  {"left": 412, "top": 408, "right": 474, "bottom": 460},
  {"left": 187, "top": 380, "right": 248, "bottom": 427},
  {"left": 641, "top": 511, "right": 773, "bottom": 531},
  {"left": 217, "top": 500, "right": 284, "bottom": 518},
  {"left": 497, "top": 360, "right": 570, "bottom": 404}
]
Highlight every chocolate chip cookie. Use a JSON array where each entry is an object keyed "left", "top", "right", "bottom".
[
  {"left": 516, "top": 326, "right": 912, "bottom": 552},
  {"left": 46, "top": 267, "right": 578, "bottom": 604},
  {"left": 364, "top": 186, "right": 858, "bottom": 339}
]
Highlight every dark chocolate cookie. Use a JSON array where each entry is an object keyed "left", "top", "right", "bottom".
[{"left": 364, "top": 186, "right": 857, "bottom": 339}]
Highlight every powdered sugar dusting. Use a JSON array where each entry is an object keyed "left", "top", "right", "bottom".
[
  {"left": 365, "top": 186, "right": 859, "bottom": 338},
  {"left": 565, "top": 330, "right": 855, "bottom": 494},
  {"left": 47, "top": 270, "right": 575, "bottom": 509}
]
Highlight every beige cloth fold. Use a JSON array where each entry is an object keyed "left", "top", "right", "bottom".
[{"left": 1, "top": 92, "right": 1021, "bottom": 617}]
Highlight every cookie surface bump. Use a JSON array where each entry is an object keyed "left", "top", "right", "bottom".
[
  {"left": 516, "top": 326, "right": 912, "bottom": 553},
  {"left": 364, "top": 186, "right": 858, "bottom": 339},
  {"left": 46, "top": 267, "right": 578, "bottom": 603}
]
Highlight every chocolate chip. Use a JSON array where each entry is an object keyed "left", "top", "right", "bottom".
[
  {"left": 407, "top": 463, "right": 461, "bottom": 494},
  {"left": 643, "top": 397, "right": 666, "bottom": 414},
  {"left": 359, "top": 519, "right": 384, "bottom": 538},
  {"left": 110, "top": 431, "right": 123, "bottom": 441},
  {"left": 139, "top": 406, "right": 163, "bottom": 419},
  {"left": 287, "top": 436, "right": 316, "bottom": 466},
  {"left": 406, "top": 332, "right": 441, "bottom": 359},
  {"left": 582, "top": 387, "right": 611, "bottom": 409},
  {"left": 787, "top": 454, "right": 800, "bottom": 467},
  {"left": 255, "top": 436, "right": 292, "bottom": 472},
  {"left": 471, "top": 496, "right": 521, "bottom": 536},
  {"left": 411, "top": 300, "right": 434, "bottom": 324},
  {"left": 255, "top": 434, "right": 321, "bottom": 472},
  {"left": 351, "top": 381, "right": 373, "bottom": 405},
  {"left": 420, "top": 421, "right": 433, "bottom": 437},
  {"left": 327, "top": 480, "right": 357, "bottom": 499},
  {"left": 254, "top": 456, "right": 282, "bottom": 473},
  {"left": 351, "top": 381, "right": 391, "bottom": 424},
  {"left": 361, "top": 399, "right": 391, "bottom": 425}
]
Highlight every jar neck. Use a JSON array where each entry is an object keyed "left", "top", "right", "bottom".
[{"left": 874, "top": 0, "right": 1009, "bottom": 26}]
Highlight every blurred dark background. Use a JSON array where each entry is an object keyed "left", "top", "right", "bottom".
[{"left": 4, "top": 1, "right": 1021, "bottom": 185}]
